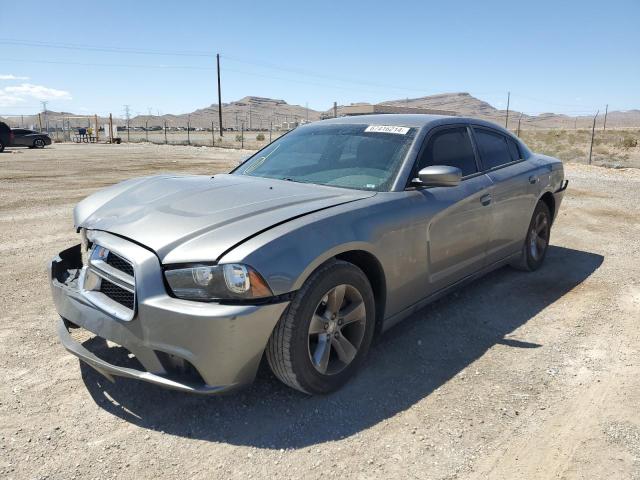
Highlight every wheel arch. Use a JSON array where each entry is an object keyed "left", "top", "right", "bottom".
[
  {"left": 288, "top": 245, "right": 388, "bottom": 335},
  {"left": 334, "top": 250, "right": 387, "bottom": 334},
  {"left": 539, "top": 191, "right": 556, "bottom": 223}
]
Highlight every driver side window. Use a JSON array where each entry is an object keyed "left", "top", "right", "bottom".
[{"left": 417, "top": 127, "right": 478, "bottom": 177}]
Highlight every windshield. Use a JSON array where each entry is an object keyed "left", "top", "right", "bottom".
[{"left": 233, "top": 123, "right": 417, "bottom": 191}]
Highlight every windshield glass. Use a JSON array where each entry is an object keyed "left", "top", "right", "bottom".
[{"left": 233, "top": 123, "right": 417, "bottom": 191}]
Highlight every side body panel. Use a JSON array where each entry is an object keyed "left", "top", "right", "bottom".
[
  {"left": 420, "top": 174, "right": 493, "bottom": 289},
  {"left": 484, "top": 161, "right": 540, "bottom": 263}
]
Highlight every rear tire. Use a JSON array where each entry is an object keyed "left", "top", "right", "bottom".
[
  {"left": 266, "top": 260, "right": 375, "bottom": 395},
  {"left": 510, "top": 201, "right": 551, "bottom": 271}
]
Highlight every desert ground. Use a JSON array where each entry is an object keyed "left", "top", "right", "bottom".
[{"left": 1, "top": 142, "right": 639, "bottom": 479}]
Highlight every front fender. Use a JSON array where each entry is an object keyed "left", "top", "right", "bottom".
[{"left": 220, "top": 193, "right": 431, "bottom": 320}]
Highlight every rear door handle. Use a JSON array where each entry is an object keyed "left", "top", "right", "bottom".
[
  {"left": 529, "top": 175, "right": 539, "bottom": 184},
  {"left": 480, "top": 194, "right": 492, "bottom": 206}
]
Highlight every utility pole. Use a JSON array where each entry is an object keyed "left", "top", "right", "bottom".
[
  {"left": 216, "top": 53, "right": 223, "bottom": 136},
  {"left": 505, "top": 92, "right": 510, "bottom": 128},
  {"left": 333, "top": 101, "right": 337, "bottom": 118},
  {"left": 41, "top": 101, "right": 48, "bottom": 134},
  {"left": 123, "top": 105, "right": 131, "bottom": 142},
  {"left": 589, "top": 110, "right": 599, "bottom": 165},
  {"left": 109, "top": 113, "right": 113, "bottom": 143},
  {"left": 187, "top": 115, "right": 191, "bottom": 145},
  {"left": 249, "top": 102, "right": 252, "bottom": 131},
  {"left": 603, "top": 104, "right": 608, "bottom": 131},
  {"left": 211, "top": 121, "right": 215, "bottom": 146}
]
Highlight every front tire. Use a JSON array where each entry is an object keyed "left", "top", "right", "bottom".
[
  {"left": 266, "top": 260, "right": 375, "bottom": 395},
  {"left": 0, "top": 141, "right": 4, "bottom": 152},
  {"left": 34, "top": 138, "right": 46, "bottom": 148},
  {"left": 510, "top": 201, "right": 551, "bottom": 271}
]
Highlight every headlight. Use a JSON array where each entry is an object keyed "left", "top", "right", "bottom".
[{"left": 164, "top": 264, "right": 273, "bottom": 301}]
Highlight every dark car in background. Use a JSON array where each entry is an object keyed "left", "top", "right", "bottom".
[
  {"left": 11, "top": 128, "right": 52, "bottom": 149},
  {"left": 0, "top": 121, "right": 13, "bottom": 152}
]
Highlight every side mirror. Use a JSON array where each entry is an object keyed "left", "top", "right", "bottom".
[{"left": 415, "top": 165, "right": 462, "bottom": 187}]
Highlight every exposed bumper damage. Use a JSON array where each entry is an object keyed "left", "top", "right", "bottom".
[{"left": 49, "top": 231, "right": 289, "bottom": 394}]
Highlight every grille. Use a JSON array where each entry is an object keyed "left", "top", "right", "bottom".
[
  {"left": 106, "top": 251, "right": 134, "bottom": 277},
  {"left": 99, "top": 279, "right": 135, "bottom": 310}
]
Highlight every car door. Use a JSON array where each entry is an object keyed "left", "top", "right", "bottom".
[
  {"left": 413, "top": 125, "right": 494, "bottom": 292},
  {"left": 471, "top": 126, "right": 538, "bottom": 264},
  {"left": 11, "top": 129, "right": 27, "bottom": 146}
]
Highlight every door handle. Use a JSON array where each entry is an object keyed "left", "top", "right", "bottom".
[
  {"left": 528, "top": 175, "right": 539, "bottom": 184},
  {"left": 480, "top": 194, "right": 492, "bottom": 206}
]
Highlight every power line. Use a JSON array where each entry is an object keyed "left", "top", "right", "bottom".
[
  {"left": 0, "top": 57, "right": 215, "bottom": 70},
  {"left": 0, "top": 38, "right": 212, "bottom": 57}
]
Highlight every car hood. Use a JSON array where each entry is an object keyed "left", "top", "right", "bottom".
[{"left": 76, "top": 173, "right": 375, "bottom": 264}]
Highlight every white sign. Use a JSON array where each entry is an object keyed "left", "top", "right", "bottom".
[{"left": 364, "top": 125, "right": 410, "bottom": 135}]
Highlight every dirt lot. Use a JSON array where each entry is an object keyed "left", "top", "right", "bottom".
[{"left": 1, "top": 143, "right": 639, "bottom": 479}]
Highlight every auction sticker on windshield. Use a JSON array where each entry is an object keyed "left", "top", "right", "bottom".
[{"left": 364, "top": 125, "right": 410, "bottom": 135}]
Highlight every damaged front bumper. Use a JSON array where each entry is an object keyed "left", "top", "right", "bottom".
[{"left": 49, "top": 230, "right": 289, "bottom": 394}]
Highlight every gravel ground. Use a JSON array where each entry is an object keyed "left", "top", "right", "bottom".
[{"left": 1, "top": 143, "right": 639, "bottom": 479}]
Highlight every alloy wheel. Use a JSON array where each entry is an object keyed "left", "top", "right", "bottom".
[
  {"left": 529, "top": 211, "right": 549, "bottom": 261},
  {"left": 307, "top": 284, "right": 366, "bottom": 375}
]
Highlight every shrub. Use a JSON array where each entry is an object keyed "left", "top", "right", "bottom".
[
  {"left": 235, "top": 134, "right": 242, "bottom": 142},
  {"left": 621, "top": 137, "right": 638, "bottom": 149},
  {"left": 256, "top": 133, "right": 265, "bottom": 141}
]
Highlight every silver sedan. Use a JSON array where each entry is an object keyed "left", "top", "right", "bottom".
[{"left": 50, "top": 114, "right": 567, "bottom": 395}]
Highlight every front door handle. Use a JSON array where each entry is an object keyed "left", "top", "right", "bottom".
[
  {"left": 529, "top": 175, "right": 539, "bottom": 184},
  {"left": 480, "top": 194, "right": 492, "bottom": 206}
]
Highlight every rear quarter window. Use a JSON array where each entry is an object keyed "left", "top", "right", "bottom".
[
  {"left": 507, "top": 137, "right": 523, "bottom": 161},
  {"left": 473, "top": 128, "right": 514, "bottom": 170}
]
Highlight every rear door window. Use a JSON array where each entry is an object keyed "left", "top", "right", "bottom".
[
  {"left": 473, "top": 128, "right": 514, "bottom": 170},
  {"left": 417, "top": 127, "right": 478, "bottom": 177}
]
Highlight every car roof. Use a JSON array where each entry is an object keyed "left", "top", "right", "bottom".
[{"left": 311, "top": 114, "right": 510, "bottom": 132}]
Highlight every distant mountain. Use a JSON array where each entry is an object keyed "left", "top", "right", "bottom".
[
  {"left": 132, "top": 96, "right": 320, "bottom": 130},
  {"left": 2, "top": 93, "right": 638, "bottom": 131}
]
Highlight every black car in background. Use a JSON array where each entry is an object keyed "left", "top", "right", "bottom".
[
  {"left": 0, "top": 121, "right": 13, "bottom": 152},
  {"left": 11, "top": 128, "right": 52, "bottom": 148}
]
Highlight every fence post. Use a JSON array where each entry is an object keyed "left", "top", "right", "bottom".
[
  {"left": 269, "top": 121, "right": 272, "bottom": 143},
  {"left": 146, "top": 121, "right": 149, "bottom": 142},
  {"left": 241, "top": 122, "right": 244, "bottom": 149},
  {"left": 211, "top": 121, "right": 215, "bottom": 146},
  {"left": 56, "top": 123, "right": 59, "bottom": 142},
  {"left": 516, "top": 114, "right": 522, "bottom": 137},
  {"left": 187, "top": 117, "right": 191, "bottom": 145},
  {"left": 164, "top": 121, "right": 168, "bottom": 144},
  {"left": 588, "top": 110, "right": 599, "bottom": 165},
  {"left": 127, "top": 122, "right": 130, "bottom": 142}
]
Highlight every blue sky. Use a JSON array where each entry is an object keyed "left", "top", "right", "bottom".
[{"left": 0, "top": 0, "right": 638, "bottom": 117}]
